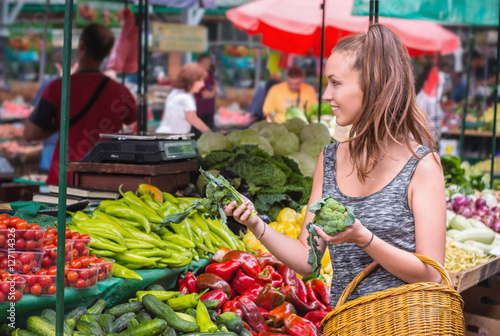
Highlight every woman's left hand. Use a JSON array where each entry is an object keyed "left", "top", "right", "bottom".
[{"left": 313, "top": 218, "right": 372, "bottom": 247}]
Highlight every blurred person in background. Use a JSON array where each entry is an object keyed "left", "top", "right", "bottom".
[
  {"left": 263, "top": 66, "right": 318, "bottom": 123},
  {"left": 24, "top": 23, "right": 137, "bottom": 185},
  {"left": 156, "top": 63, "right": 211, "bottom": 136},
  {"left": 193, "top": 54, "right": 217, "bottom": 139},
  {"left": 248, "top": 72, "right": 281, "bottom": 120}
]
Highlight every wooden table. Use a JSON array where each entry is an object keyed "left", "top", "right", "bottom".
[{"left": 68, "top": 160, "right": 198, "bottom": 193}]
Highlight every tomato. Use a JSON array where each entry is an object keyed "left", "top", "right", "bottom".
[
  {"left": 0, "top": 235, "right": 5, "bottom": 248},
  {"left": 0, "top": 283, "right": 10, "bottom": 293},
  {"left": 41, "top": 256, "right": 52, "bottom": 268},
  {"left": 48, "top": 267, "right": 57, "bottom": 276},
  {"left": 88, "top": 254, "right": 98, "bottom": 262},
  {"left": 0, "top": 218, "right": 10, "bottom": 226},
  {"left": 9, "top": 290, "right": 22, "bottom": 302},
  {"left": 80, "top": 248, "right": 89, "bottom": 257},
  {"left": 44, "top": 232, "right": 55, "bottom": 241},
  {"left": 75, "top": 279, "right": 86, "bottom": 289},
  {"left": 79, "top": 256, "right": 90, "bottom": 267},
  {"left": 0, "top": 259, "right": 9, "bottom": 270},
  {"left": 33, "top": 230, "right": 44, "bottom": 241},
  {"left": 21, "top": 264, "right": 31, "bottom": 273},
  {"left": 65, "top": 229, "right": 72, "bottom": 239},
  {"left": 49, "top": 248, "right": 58, "bottom": 258},
  {"left": 80, "top": 234, "right": 91, "bottom": 243},
  {"left": 65, "top": 252, "right": 73, "bottom": 262},
  {"left": 15, "top": 238, "right": 25, "bottom": 250},
  {"left": 25, "top": 241, "right": 37, "bottom": 252},
  {"left": 28, "top": 223, "right": 40, "bottom": 230},
  {"left": 24, "top": 274, "right": 37, "bottom": 286},
  {"left": 79, "top": 269, "right": 89, "bottom": 280},
  {"left": 104, "top": 263, "right": 112, "bottom": 273},
  {"left": 64, "top": 265, "right": 69, "bottom": 276},
  {"left": 65, "top": 242, "right": 72, "bottom": 253},
  {"left": 46, "top": 227, "right": 57, "bottom": 235},
  {"left": 69, "top": 259, "right": 82, "bottom": 269},
  {"left": 30, "top": 283, "right": 42, "bottom": 296},
  {"left": 14, "top": 261, "right": 22, "bottom": 272},
  {"left": 47, "top": 285, "right": 56, "bottom": 295},
  {"left": 73, "top": 241, "right": 86, "bottom": 253},
  {"left": 29, "top": 260, "right": 39, "bottom": 271},
  {"left": 19, "top": 253, "right": 31, "bottom": 265},
  {"left": 23, "top": 284, "right": 30, "bottom": 294},
  {"left": 71, "top": 233, "right": 81, "bottom": 240},
  {"left": 98, "top": 272, "right": 107, "bottom": 281},
  {"left": 73, "top": 250, "right": 78, "bottom": 258},
  {"left": 16, "top": 220, "right": 29, "bottom": 230},
  {"left": 0, "top": 291, "right": 4, "bottom": 302},
  {"left": 67, "top": 271, "right": 78, "bottom": 282},
  {"left": 23, "top": 230, "right": 34, "bottom": 240},
  {"left": 39, "top": 275, "right": 52, "bottom": 288},
  {"left": 96, "top": 258, "right": 106, "bottom": 263}
]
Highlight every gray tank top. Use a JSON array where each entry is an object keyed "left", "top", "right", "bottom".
[{"left": 322, "top": 142, "right": 431, "bottom": 307}]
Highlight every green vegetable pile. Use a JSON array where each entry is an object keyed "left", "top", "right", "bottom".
[
  {"left": 306, "top": 197, "right": 355, "bottom": 277},
  {"left": 199, "top": 168, "right": 258, "bottom": 224},
  {"left": 441, "top": 155, "right": 487, "bottom": 194}
]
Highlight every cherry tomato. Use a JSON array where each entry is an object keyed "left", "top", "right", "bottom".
[
  {"left": 104, "top": 263, "right": 112, "bottom": 273},
  {"left": 24, "top": 274, "right": 37, "bottom": 286},
  {"left": 0, "top": 259, "right": 9, "bottom": 270},
  {"left": 67, "top": 271, "right": 78, "bottom": 282},
  {"left": 19, "top": 253, "right": 31, "bottom": 265},
  {"left": 71, "top": 233, "right": 81, "bottom": 240},
  {"left": 48, "top": 267, "right": 57, "bottom": 276},
  {"left": 0, "top": 235, "right": 5, "bottom": 248},
  {"left": 16, "top": 220, "right": 29, "bottom": 230},
  {"left": 49, "top": 248, "right": 58, "bottom": 259},
  {"left": 47, "top": 285, "right": 56, "bottom": 295},
  {"left": 46, "top": 227, "right": 57, "bottom": 235},
  {"left": 42, "top": 256, "right": 52, "bottom": 268},
  {"left": 29, "top": 260, "right": 39, "bottom": 271},
  {"left": 39, "top": 276, "right": 52, "bottom": 288},
  {"left": 79, "top": 269, "right": 89, "bottom": 280},
  {"left": 15, "top": 238, "right": 25, "bottom": 250},
  {"left": 28, "top": 223, "right": 40, "bottom": 230},
  {"left": 0, "top": 291, "right": 4, "bottom": 302},
  {"left": 80, "top": 248, "right": 89, "bottom": 257},
  {"left": 96, "top": 258, "right": 106, "bottom": 263},
  {"left": 65, "top": 252, "right": 73, "bottom": 262},
  {"left": 25, "top": 240, "right": 36, "bottom": 251},
  {"left": 88, "top": 254, "right": 98, "bottom": 262},
  {"left": 9, "top": 290, "right": 22, "bottom": 302},
  {"left": 79, "top": 256, "right": 90, "bottom": 267},
  {"left": 23, "top": 284, "right": 30, "bottom": 294},
  {"left": 98, "top": 272, "right": 107, "bottom": 281},
  {"left": 30, "top": 283, "right": 42, "bottom": 296},
  {"left": 69, "top": 259, "right": 82, "bottom": 269},
  {"left": 21, "top": 264, "right": 31, "bottom": 273},
  {"left": 23, "top": 230, "right": 34, "bottom": 240},
  {"left": 75, "top": 279, "right": 86, "bottom": 289},
  {"left": 73, "top": 241, "right": 86, "bottom": 253},
  {"left": 33, "top": 230, "right": 44, "bottom": 241},
  {"left": 80, "top": 234, "right": 91, "bottom": 243}
]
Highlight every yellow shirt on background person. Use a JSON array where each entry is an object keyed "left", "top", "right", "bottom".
[{"left": 263, "top": 82, "right": 318, "bottom": 123}]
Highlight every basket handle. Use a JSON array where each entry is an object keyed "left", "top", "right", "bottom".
[{"left": 334, "top": 253, "right": 453, "bottom": 309}]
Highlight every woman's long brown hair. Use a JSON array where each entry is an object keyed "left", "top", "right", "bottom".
[{"left": 332, "top": 24, "right": 436, "bottom": 183}]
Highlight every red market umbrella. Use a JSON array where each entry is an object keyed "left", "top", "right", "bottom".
[{"left": 226, "top": 0, "right": 459, "bottom": 58}]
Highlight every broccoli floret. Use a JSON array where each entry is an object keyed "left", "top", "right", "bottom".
[{"left": 199, "top": 168, "right": 258, "bottom": 223}]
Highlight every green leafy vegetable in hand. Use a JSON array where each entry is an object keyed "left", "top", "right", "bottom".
[
  {"left": 306, "top": 197, "right": 355, "bottom": 277},
  {"left": 200, "top": 168, "right": 258, "bottom": 223}
]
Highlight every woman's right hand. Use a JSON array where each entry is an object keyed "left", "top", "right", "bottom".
[{"left": 223, "top": 201, "right": 261, "bottom": 230}]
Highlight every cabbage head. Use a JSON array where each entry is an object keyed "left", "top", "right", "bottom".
[
  {"left": 226, "top": 129, "right": 260, "bottom": 145},
  {"left": 269, "top": 131, "right": 300, "bottom": 156},
  {"left": 239, "top": 135, "right": 274, "bottom": 156},
  {"left": 300, "top": 122, "right": 331, "bottom": 144},
  {"left": 300, "top": 137, "right": 331, "bottom": 161},
  {"left": 288, "top": 152, "right": 316, "bottom": 177},
  {"left": 197, "top": 131, "right": 232, "bottom": 157},
  {"left": 249, "top": 120, "right": 270, "bottom": 132},
  {"left": 260, "top": 122, "right": 288, "bottom": 140},
  {"left": 285, "top": 118, "right": 307, "bottom": 136},
  {"left": 285, "top": 106, "right": 307, "bottom": 122}
]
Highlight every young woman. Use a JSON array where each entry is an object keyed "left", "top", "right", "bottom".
[
  {"left": 156, "top": 63, "right": 211, "bottom": 135},
  {"left": 224, "top": 24, "right": 446, "bottom": 306}
]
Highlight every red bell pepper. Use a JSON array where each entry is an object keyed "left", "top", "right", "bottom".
[
  {"left": 306, "top": 278, "right": 331, "bottom": 306},
  {"left": 230, "top": 269, "right": 256, "bottom": 295},
  {"left": 303, "top": 310, "right": 329, "bottom": 330},
  {"left": 243, "top": 321, "right": 258, "bottom": 336},
  {"left": 230, "top": 307, "right": 244, "bottom": 320},
  {"left": 210, "top": 247, "right": 231, "bottom": 263},
  {"left": 255, "top": 283, "right": 285, "bottom": 311},
  {"left": 257, "top": 306, "right": 269, "bottom": 319},
  {"left": 269, "top": 326, "right": 288, "bottom": 333},
  {"left": 256, "top": 254, "right": 284, "bottom": 270},
  {"left": 237, "top": 296, "right": 270, "bottom": 333},
  {"left": 240, "top": 283, "right": 264, "bottom": 301},
  {"left": 222, "top": 250, "right": 261, "bottom": 278},
  {"left": 284, "top": 314, "right": 317, "bottom": 336},
  {"left": 280, "top": 286, "right": 319, "bottom": 315},
  {"left": 200, "top": 289, "right": 228, "bottom": 311},
  {"left": 222, "top": 300, "right": 238, "bottom": 312},
  {"left": 205, "top": 260, "right": 241, "bottom": 282},
  {"left": 196, "top": 273, "right": 232, "bottom": 298},
  {"left": 182, "top": 271, "right": 199, "bottom": 294},
  {"left": 277, "top": 265, "right": 307, "bottom": 303},
  {"left": 269, "top": 302, "right": 297, "bottom": 327},
  {"left": 256, "top": 265, "right": 283, "bottom": 288},
  {"left": 179, "top": 283, "right": 189, "bottom": 295}
]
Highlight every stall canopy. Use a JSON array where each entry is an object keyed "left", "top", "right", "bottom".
[
  {"left": 351, "top": 0, "right": 499, "bottom": 26},
  {"left": 226, "top": 0, "right": 460, "bottom": 58},
  {"left": 148, "top": 0, "right": 216, "bottom": 8}
]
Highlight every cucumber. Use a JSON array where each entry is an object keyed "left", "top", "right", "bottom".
[
  {"left": 72, "top": 332, "right": 93, "bottom": 335},
  {"left": 66, "top": 319, "right": 76, "bottom": 331},
  {"left": 162, "top": 327, "right": 177, "bottom": 336},
  {"left": 88, "top": 299, "right": 107, "bottom": 315},
  {"left": 201, "top": 300, "right": 219, "bottom": 310},
  {"left": 216, "top": 312, "right": 243, "bottom": 334},
  {"left": 76, "top": 320, "right": 104, "bottom": 336},
  {"left": 184, "top": 308, "right": 196, "bottom": 319},
  {"left": 40, "top": 309, "right": 57, "bottom": 323},
  {"left": 1, "top": 323, "right": 14, "bottom": 336},
  {"left": 146, "top": 284, "right": 166, "bottom": 291},
  {"left": 136, "top": 312, "right": 152, "bottom": 324},
  {"left": 120, "top": 318, "right": 167, "bottom": 336},
  {"left": 239, "top": 328, "right": 253, "bottom": 336},
  {"left": 26, "top": 316, "right": 55, "bottom": 336},
  {"left": 80, "top": 315, "right": 99, "bottom": 324},
  {"left": 219, "top": 326, "right": 229, "bottom": 332},
  {"left": 11, "top": 330, "right": 37, "bottom": 336},
  {"left": 108, "top": 302, "right": 143, "bottom": 317},
  {"left": 207, "top": 310, "right": 218, "bottom": 322},
  {"left": 66, "top": 307, "right": 87, "bottom": 323},
  {"left": 97, "top": 314, "right": 115, "bottom": 334},
  {"left": 455, "top": 228, "right": 496, "bottom": 245},
  {"left": 113, "top": 312, "right": 136, "bottom": 333},
  {"left": 127, "top": 318, "right": 139, "bottom": 329},
  {"left": 142, "top": 294, "right": 199, "bottom": 333}
]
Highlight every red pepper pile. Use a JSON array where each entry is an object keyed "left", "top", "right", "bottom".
[{"left": 177, "top": 248, "right": 332, "bottom": 336}]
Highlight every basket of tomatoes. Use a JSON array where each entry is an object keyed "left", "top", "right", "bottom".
[
  {"left": 22, "top": 267, "right": 57, "bottom": 296},
  {"left": 0, "top": 214, "right": 46, "bottom": 251},
  {"left": 0, "top": 270, "right": 25, "bottom": 302},
  {"left": 66, "top": 256, "right": 99, "bottom": 289}
]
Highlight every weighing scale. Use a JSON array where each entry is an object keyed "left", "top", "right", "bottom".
[{"left": 82, "top": 132, "right": 200, "bottom": 164}]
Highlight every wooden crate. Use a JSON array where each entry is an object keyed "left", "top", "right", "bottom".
[
  {"left": 462, "top": 285, "right": 500, "bottom": 335},
  {"left": 448, "top": 256, "right": 500, "bottom": 293}
]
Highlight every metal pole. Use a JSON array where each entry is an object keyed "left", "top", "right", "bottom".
[
  {"left": 369, "top": 0, "right": 374, "bottom": 25},
  {"left": 374, "top": 0, "right": 379, "bottom": 24},
  {"left": 56, "top": 0, "right": 73, "bottom": 334},
  {"left": 459, "top": 26, "right": 475, "bottom": 159},
  {"left": 137, "top": 0, "right": 144, "bottom": 134},
  {"left": 142, "top": 0, "right": 149, "bottom": 132},
  {"left": 317, "top": 0, "right": 326, "bottom": 123},
  {"left": 490, "top": 9, "right": 500, "bottom": 188}
]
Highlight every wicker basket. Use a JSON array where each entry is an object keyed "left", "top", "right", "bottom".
[{"left": 321, "top": 254, "right": 465, "bottom": 336}]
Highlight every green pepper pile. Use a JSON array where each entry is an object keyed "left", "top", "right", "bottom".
[{"left": 68, "top": 183, "right": 246, "bottom": 277}]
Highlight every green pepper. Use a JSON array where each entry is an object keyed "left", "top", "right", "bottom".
[
  {"left": 160, "top": 252, "right": 193, "bottom": 268},
  {"left": 105, "top": 204, "right": 151, "bottom": 233},
  {"left": 71, "top": 210, "right": 91, "bottom": 224},
  {"left": 88, "top": 248, "right": 116, "bottom": 258},
  {"left": 124, "top": 238, "right": 155, "bottom": 249},
  {"left": 141, "top": 194, "right": 161, "bottom": 210},
  {"left": 119, "top": 224, "right": 166, "bottom": 248},
  {"left": 98, "top": 200, "right": 125, "bottom": 211},
  {"left": 112, "top": 263, "right": 143, "bottom": 280},
  {"left": 208, "top": 230, "right": 225, "bottom": 249},
  {"left": 167, "top": 289, "right": 209, "bottom": 311},
  {"left": 89, "top": 235, "right": 128, "bottom": 253},
  {"left": 75, "top": 221, "right": 126, "bottom": 245},
  {"left": 191, "top": 214, "right": 215, "bottom": 251},
  {"left": 119, "top": 184, "right": 158, "bottom": 214},
  {"left": 161, "top": 231, "right": 196, "bottom": 248},
  {"left": 158, "top": 202, "right": 181, "bottom": 219},
  {"left": 149, "top": 231, "right": 163, "bottom": 242},
  {"left": 114, "top": 252, "right": 157, "bottom": 268},
  {"left": 92, "top": 210, "right": 135, "bottom": 239},
  {"left": 128, "top": 248, "right": 172, "bottom": 258},
  {"left": 136, "top": 291, "right": 179, "bottom": 302},
  {"left": 137, "top": 183, "right": 164, "bottom": 202},
  {"left": 160, "top": 240, "right": 191, "bottom": 254},
  {"left": 156, "top": 262, "right": 168, "bottom": 268},
  {"left": 196, "top": 300, "right": 218, "bottom": 332},
  {"left": 204, "top": 217, "right": 239, "bottom": 250},
  {"left": 162, "top": 191, "right": 179, "bottom": 204},
  {"left": 128, "top": 202, "right": 163, "bottom": 224}
]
